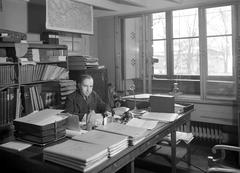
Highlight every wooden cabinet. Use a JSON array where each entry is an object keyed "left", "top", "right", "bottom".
[
  {"left": 69, "top": 68, "right": 108, "bottom": 103},
  {"left": 0, "top": 43, "right": 68, "bottom": 128}
]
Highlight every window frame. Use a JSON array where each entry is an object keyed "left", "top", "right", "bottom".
[{"left": 150, "top": 3, "right": 237, "bottom": 100}]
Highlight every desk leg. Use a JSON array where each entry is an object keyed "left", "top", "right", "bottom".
[
  {"left": 117, "top": 161, "right": 134, "bottom": 173},
  {"left": 186, "top": 121, "right": 191, "bottom": 165},
  {"left": 171, "top": 130, "right": 176, "bottom": 173}
]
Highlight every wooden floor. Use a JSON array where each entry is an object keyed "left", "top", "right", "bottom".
[{"left": 134, "top": 139, "right": 233, "bottom": 173}]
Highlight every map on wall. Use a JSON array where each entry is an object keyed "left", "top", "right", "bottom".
[{"left": 46, "top": 0, "right": 93, "bottom": 34}]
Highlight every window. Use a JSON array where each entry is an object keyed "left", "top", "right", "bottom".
[
  {"left": 173, "top": 8, "right": 199, "bottom": 76},
  {"left": 152, "top": 12, "right": 166, "bottom": 75},
  {"left": 151, "top": 5, "right": 236, "bottom": 100},
  {"left": 206, "top": 6, "right": 233, "bottom": 76}
]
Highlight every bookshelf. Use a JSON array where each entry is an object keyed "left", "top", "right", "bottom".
[{"left": 0, "top": 42, "right": 69, "bottom": 129}]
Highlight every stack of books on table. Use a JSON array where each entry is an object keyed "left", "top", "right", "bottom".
[
  {"left": 43, "top": 139, "right": 108, "bottom": 172},
  {"left": 13, "top": 109, "right": 68, "bottom": 145},
  {"left": 72, "top": 130, "right": 129, "bottom": 157},
  {"left": 96, "top": 122, "right": 148, "bottom": 146}
]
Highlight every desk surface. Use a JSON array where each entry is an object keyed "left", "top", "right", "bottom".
[{"left": 0, "top": 109, "right": 193, "bottom": 173}]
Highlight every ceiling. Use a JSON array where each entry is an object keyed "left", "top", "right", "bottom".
[
  {"left": 83, "top": 0, "right": 235, "bottom": 17},
  {"left": 27, "top": 0, "right": 236, "bottom": 18}
]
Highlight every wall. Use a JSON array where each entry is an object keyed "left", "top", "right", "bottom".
[
  {"left": 97, "top": 16, "right": 116, "bottom": 86},
  {"left": 0, "top": 0, "right": 27, "bottom": 33}
]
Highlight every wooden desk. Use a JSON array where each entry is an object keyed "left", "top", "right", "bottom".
[{"left": 0, "top": 109, "right": 193, "bottom": 173}]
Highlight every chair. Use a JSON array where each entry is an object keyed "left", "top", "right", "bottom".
[{"left": 208, "top": 144, "right": 240, "bottom": 173}]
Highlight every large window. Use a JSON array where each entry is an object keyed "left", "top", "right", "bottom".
[
  {"left": 173, "top": 8, "right": 199, "bottom": 76},
  {"left": 206, "top": 6, "right": 233, "bottom": 77},
  {"left": 151, "top": 4, "right": 236, "bottom": 100},
  {"left": 152, "top": 12, "right": 166, "bottom": 75}
]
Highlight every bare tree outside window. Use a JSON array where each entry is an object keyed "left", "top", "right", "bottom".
[
  {"left": 173, "top": 8, "right": 199, "bottom": 76},
  {"left": 206, "top": 6, "right": 232, "bottom": 76},
  {"left": 152, "top": 12, "right": 166, "bottom": 75}
]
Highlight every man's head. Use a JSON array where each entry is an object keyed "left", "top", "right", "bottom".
[{"left": 77, "top": 74, "right": 94, "bottom": 98}]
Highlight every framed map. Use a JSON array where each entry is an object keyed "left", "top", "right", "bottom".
[{"left": 46, "top": 0, "right": 93, "bottom": 34}]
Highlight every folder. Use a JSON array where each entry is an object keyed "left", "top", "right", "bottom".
[{"left": 150, "top": 94, "right": 175, "bottom": 113}]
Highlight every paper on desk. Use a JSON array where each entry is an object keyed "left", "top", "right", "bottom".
[
  {"left": 0, "top": 140, "right": 32, "bottom": 152},
  {"left": 126, "top": 118, "right": 158, "bottom": 130},
  {"left": 112, "top": 107, "right": 129, "bottom": 116},
  {"left": 121, "top": 93, "right": 152, "bottom": 99},
  {"left": 14, "top": 109, "right": 66, "bottom": 126},
  {"left": 66, "top": 129, "right": 88, "bottom": 137},
  {"left": 141, "top": 112, "right": 179, "bottom": 122}
]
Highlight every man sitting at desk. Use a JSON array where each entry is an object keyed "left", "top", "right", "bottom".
[{"left": 64, "top": 74, "right": 111, "bottom": 123}]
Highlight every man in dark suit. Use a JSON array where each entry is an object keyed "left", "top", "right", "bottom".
[{"left": 65, "top": 74, "right": 110, "bottom": 122}]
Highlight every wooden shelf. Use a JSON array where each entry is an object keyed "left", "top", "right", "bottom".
[{"left": 0, "top": 42, "right": 67, "bottom": 49}]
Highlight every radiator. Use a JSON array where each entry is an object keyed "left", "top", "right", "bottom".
[{"left": 178, "top": 122, "right": 223, "bottom": 143}]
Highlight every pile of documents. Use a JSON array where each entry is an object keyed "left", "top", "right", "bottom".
[
  {"left": 141, "top": 112, "right": 179, "bottom": 122},
  {"left": 126, "top": 118, "right": 159, "bottom": 130},
  {"left": 72, "top": 130, "right": 128, "bottom": 157},
  {"left": 13, "top": 109, "right": 68, "bottom": 145},
  {"left": 96, "top": 123, "right": 148, "bottom": 146},
  {"left": 43, "top": 139, "right": 108, "bottom": 172},
  {"left": 163, "top": 131, "right": 194, "bottom": 144}
]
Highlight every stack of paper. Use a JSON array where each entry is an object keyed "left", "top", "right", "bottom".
[
  {"left": 0, "top": 140, "right": 32, "bottom": 152},
  {"left": 72, "top": 130, "right": 128, "bottom": 157},
  {"left": 43, "top": 139, "right": 108, "bottom": 172},
  {"left": 126, "top": 118, "right": 158, "bottom": 130},
  {"left": 13, "top": 109, "right": 68, "bottom": 145},
  {"left": 163, "top": 131, "right": 194, "bottom": 144},
  {"left": 141, "top": 112, "right": 179, "bottom": 122},
  {"left": 96, "top": 123, "right": 148, "bottom": 146}
]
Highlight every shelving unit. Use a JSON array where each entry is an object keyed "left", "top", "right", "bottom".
[{"left": 0, "top": 42, "right": 69, "bottom": 130}]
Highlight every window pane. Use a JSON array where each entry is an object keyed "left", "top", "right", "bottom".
[
  {"left": 152, "top": 12, "right": 166, "bottom": 39},
  {"left": 207, "top": 36, "right": 232, "bottom": 76},
  {"left": 173, "top": 8, "right": 198, "bottom": 38},
  {"left": 174, "top": 38, "right": 199, "bottom": 75},
  {"left": 153, "top": 40, "right": 167, "bottom": 75},
  {"left": 206, "top": 6, "right": 232, "bottom": 36}
]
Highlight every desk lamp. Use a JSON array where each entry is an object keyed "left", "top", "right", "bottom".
[
  {"left": 129, "top": 83, "right": 137, "bottom": 111},
  {"left": 169, "top": 82, "right": 182, "bottom": 96}
]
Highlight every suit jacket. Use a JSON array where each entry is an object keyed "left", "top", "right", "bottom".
[{"left": 64, "top": 89, "right": 109, "bottom": 120}]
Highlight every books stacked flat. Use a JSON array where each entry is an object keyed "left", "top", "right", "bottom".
[
  {"left": 13, "top": 109, "right": 68, "bottom": 145},
  {"left": 72, "top": 130, "right": 128, "bottom": 157},
  {"left": 96, "top": 123, "right": 148, "bottom": 146},
  {"left": 68, "top": 55, "right": 99, "bottom": 70},
  {"left": 43, "top": 139, "right": 108, "bottom": 172}
]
